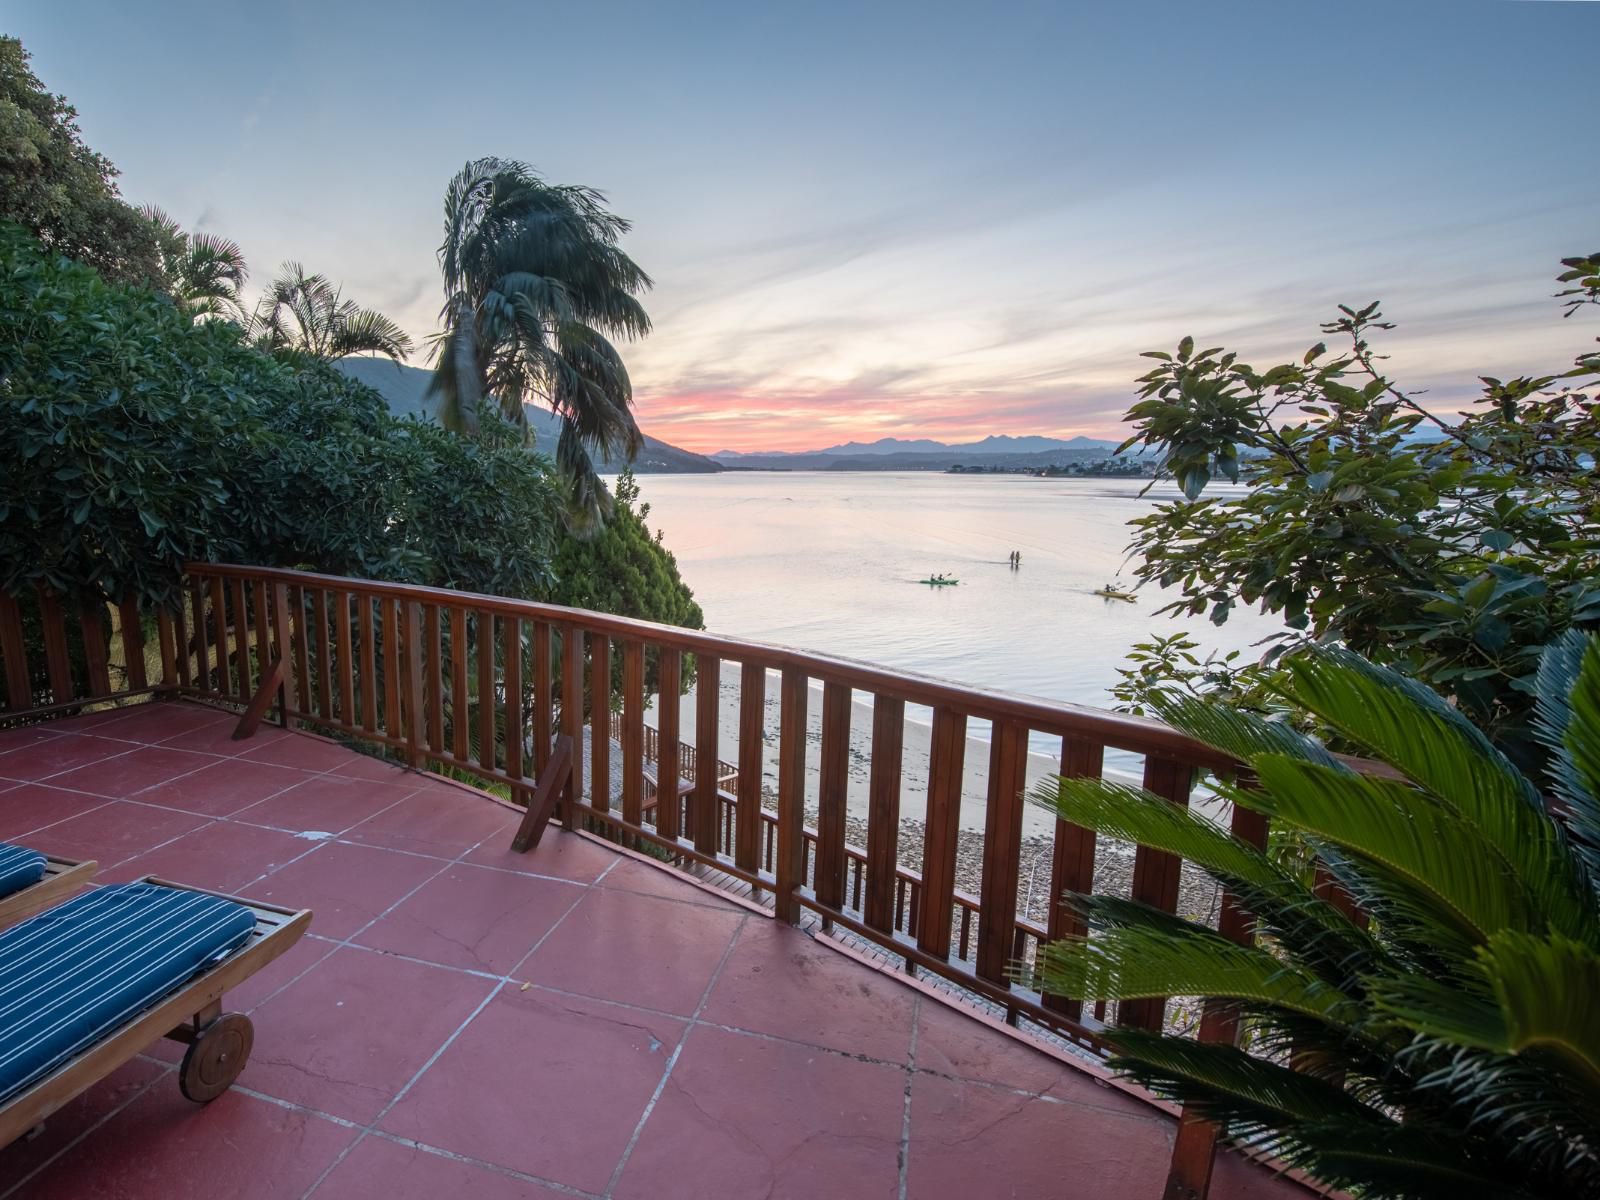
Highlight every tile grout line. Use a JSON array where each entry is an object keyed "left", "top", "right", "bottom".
[
  {"left": 600, "top": 913, "right": 751, "bottom": 1199},
  {"left": 897, "top": 994, "right": 922, "bottom": 1200},
  {"left": 0, "top": 1061, "right": 176, "bottom": 1199},
  {"left": 295, "top": 855, "right": 621, "bottom": 1200}
]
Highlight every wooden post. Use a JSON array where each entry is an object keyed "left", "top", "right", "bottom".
[
  {"left": 510, "top": 735, "right": 574, "bottom": 853},
  {"left": 503, "top": 615, "right": 523, "bottom": 784},
  {"left": 118, "top": 598, "right": 147, "bottom": 692}
]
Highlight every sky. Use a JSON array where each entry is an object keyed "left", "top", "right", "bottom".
[{"left": 9, "top": 0, "right": 1597, "bottom": 453}]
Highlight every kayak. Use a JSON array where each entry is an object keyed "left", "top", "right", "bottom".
[
  {"left": 919, "top": 578, "right": 960, "bottom": 587},
  {"left": 1093, "top": 587, "right": 1137, "bottom": 602}
]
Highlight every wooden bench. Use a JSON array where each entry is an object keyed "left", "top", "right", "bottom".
[
  {"left": 0, "top": 856, "right": 95, "bottom": 933},
  {"left": 0, "top": 877, "right": 310, "bottom": 1145}
]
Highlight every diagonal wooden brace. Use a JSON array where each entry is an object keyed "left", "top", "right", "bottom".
[
  {"left": 233, "top": 658, "right": 287, "bottom": 741},
  {"left": 510, "top": 735, "right": 573, "bottom": 853}
]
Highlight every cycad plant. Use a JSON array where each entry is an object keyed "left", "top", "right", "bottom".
[
  {"left": 251, "top": 262, "right": 413, "bottom": 362},
  {"left": 429, "top": 157, "right": 651, "bottom": 526},
  {"left": 1031, "top": 635, "right": 1600, "bottom": 1199}
]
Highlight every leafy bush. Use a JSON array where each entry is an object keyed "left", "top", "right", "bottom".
[
  {"left": 1117, "top": 252, "right": 1600, "bottom": 766},
  {"left": 1034, "top": 636, "right": 1600, "bottom": 1199},
  {"left": 0, "top": 224, "right": 562, "bottom": 608}
]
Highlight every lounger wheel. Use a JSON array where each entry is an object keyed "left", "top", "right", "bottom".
[{"left": 179, "top": 1012, "right": 253, "bottom": 1103}]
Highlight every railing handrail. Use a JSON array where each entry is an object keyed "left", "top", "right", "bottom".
[{"left": 183, "top": 562, "right": 1235, "bottom": 768}]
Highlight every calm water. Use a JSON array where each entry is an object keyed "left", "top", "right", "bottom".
[{"left": 630, "top": 471, "right": 1276, "bottom": 714}]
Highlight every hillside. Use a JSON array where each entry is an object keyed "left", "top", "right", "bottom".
[{"left": 334, "top": 359, "right": 724, "bottom": 474}]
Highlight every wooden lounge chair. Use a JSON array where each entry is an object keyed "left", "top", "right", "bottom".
[
  {"left": 0, "top": 854, "right": 96, "bottom": 933},
  {"left": 0, "top": 876, "right": 310, "bottom": 1145}
]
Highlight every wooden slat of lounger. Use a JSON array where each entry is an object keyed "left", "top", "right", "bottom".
[
  {"left": 0, "top": 879, "right": 310, "bottom": 1147},
  {"left": 0, "top": 858, "right": 96, "bottom": 932}
]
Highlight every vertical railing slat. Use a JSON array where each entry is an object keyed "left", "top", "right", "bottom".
[
  {"left": 532, "top": 620, "right": 552, "bottom": 776},
  {"left": 693, "top": 655, "right": 721, "bottom": 855},
  {"left": 229, "top": 577, "right": 251, "bottom": 700},
  {"left": 976, "top": 720, "right": 1029, "bottom": 987},
  {"left": 621, "top": 640, "right": 645, "bottom": 830},
  {"left": 313, "top": 589, "right": 332, "bottom": 723},
  {"left": 269, "top": 581, "right": 298, "bottom": 727},
  {"left": 917, "top": 706, "right": 968, "bottom": 958},
  {"left": 1043, "top": 736, "right": 1104, "bottom": 1019},
  {"left": 589, "top": 636, "right": 612, "bottom": 813},
  {"left": 172, "top": 591, "right": 192, "bottom": 690},
  {"left": 735, "top": 662, "right": 766, "bottom": 876},
  {"left": 118, "top": 597, "right": 147, "bottom": 692},
  {"left": 450, "top": 606, "right": 469, "bottom": 762},
  {"left": 37, "top": 589, "right": 74, "bottom": 706},
  {"left": 1122, "top": 755, "right": 1195, "bottom": 1031},
  {"left": 775, "top": 667, "right": 809, "bottom": 923},
  {"left": 813, "top": 681, "right": 852, "bottom": 914},
  {"left": 334, "top": 591, "right": 355, "bottom": 725},
  {"left": 403, "top": 601, "right": 426, "bottom": 768},
  {"left": 425, "top": 604, "right": 444, "bottom": 755},
  {"left": 656, "top": 649, "right": 682, "bottom": 839},
  {"left": 477, "top": 611, "right": 496, "bottom": 772},
  {"left": 0, "top": 593, "right": 30, "bottom": 710},
  {"left": 189, "top": 578, "right": 209, "bottom": 694},
  {"left": 561, "top": 625, "right": 585, "bottom": 815},
  {"left": 156, "top": 607, "right": 178, "bottom": 689},
  {"left": 503, "top": 615, "right": 523, "bottom": 783},
  {"left": 359, "top": 597, "right": 377, "bottom": 731},
  {"left": 208, "top": 577, "right": 230, "bottom": 700},
  {"left": 251, "top": 579, "right": 273, "bottom": 696},
  {"left": 380, "top": 597, "right": 400, "bottom": 737},
  {"left": 79, "top": 602, "right": 110, "bottom": 697},
  {"left": 864, "top": 695, "right": 905, "bottom": 932}
]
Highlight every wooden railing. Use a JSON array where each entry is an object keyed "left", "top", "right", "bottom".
[
  {"left": 0, "top": 588, "right": 178, "bottom": 720},
  {"left": 0, "top": 564, "right": 1272, "bottom": 1198}
]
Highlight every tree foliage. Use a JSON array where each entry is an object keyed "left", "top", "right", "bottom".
[
  {"left": 1034, "top": 640, "right": 1600, "bottom": 1199},
  {"left": 251, "top": 261, "right": 413, "bottom": 362},
  {"left": 1118, "top": 252, "right": 1600, "bottom": 767},
  {"left": 429, "top": 157, "right": 650, "bottom": 526},
  {"left": 139, "top": 205, "right": 249, "bottom": 322},
  {"left": 0, "top": 223, "right": 554, "bottom": 609},
  {"left": 0, "top": 37, "right": 166, "bottom": 287}
]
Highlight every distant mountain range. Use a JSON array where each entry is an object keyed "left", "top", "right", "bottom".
[
  {"left": 710, "top": 432, "right": 1123, "bottom": 472},
  {"left": 336, "top": 360, "right": 1127, "bottom": 475},
  {"left": 334, "top": 360, "right": 724, "bottom": 474},
  {"left": 713, "top": 433, "right": 1117, "bottom": 459}
]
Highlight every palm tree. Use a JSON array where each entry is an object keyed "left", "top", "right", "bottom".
[
  {"left": 1031, "top": 636, "right": 1600, "bottom": 1199},
  {"left": 251, "top": 262, "right": 413, "bottom": 362},
  {"left": 428, "top": 157, "right": 651, "bottom": 523},
  {"left": 139, "top": 205, "right": 249, "bottom": 322}
]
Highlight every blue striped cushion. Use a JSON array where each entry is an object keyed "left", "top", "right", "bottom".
[
  {"left": 0, "top": 883, "right": 256, "bottom": 1103},
  {"left": 0, "top": 843, "right": 47, "bottom": 898}
]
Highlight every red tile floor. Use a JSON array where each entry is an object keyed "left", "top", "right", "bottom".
[{"left": 0, "top": 702, "right": 1314, "bottom": 1199}]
